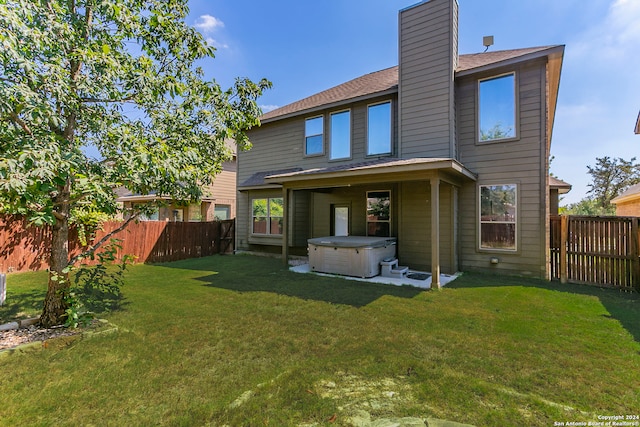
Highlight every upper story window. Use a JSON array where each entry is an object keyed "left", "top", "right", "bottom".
[
  {"left": 367, "top": 101, "right": 392, "bottom": 155},
  {"left": 330, "top": 110, "right": 351, "bottom": 160},
  {"left": 366, "top": 190, "right": 391, "bottom": 237},
  {"left": 305, "top": 116, "right": 324, "bottom": 156},
  {"left": 479, "top": 184, "right": 517, "bottom": 251},
  {"left": 478, "top": 73, "right": 516, "bottom": 142}
]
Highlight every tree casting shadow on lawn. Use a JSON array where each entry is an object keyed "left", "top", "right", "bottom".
[
  {"left": 0, "top": 289, "right": 45, "bottom": 323},
  {"left": 449, "top": 273, "right": 640, "bottom": 344},
  {"left": 197, "top": 270, "right": 423, "bottom": 308},
  {"left": 0, "top": 287, "right": 129, "bottom": 325}
]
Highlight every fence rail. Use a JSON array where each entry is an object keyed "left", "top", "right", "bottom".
[
  {"left": 0, "top": 215, "right": 235, "bottom": 273},
  {"left": 550, "top": 215, "right": 639, "bottom": 291}
]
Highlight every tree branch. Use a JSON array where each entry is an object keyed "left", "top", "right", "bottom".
[
  {"left": 67, "top": 213, "right": 139, "bottom": 267},
  {"left": 9, "top": 112, "right": 33, "bottom": 135},
  {"left": 81, "top": 96, "right": 135, "bottom": 104}
]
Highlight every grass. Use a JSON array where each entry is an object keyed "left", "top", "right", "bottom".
[{"left": 0, "top": 255, "right": 638, "bottom": 426}]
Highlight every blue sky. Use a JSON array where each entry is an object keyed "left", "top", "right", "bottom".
[{"left": 187, "top": 0, "right": 640, "bottom": 205}]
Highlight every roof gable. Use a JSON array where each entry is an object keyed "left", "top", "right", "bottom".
[
  {"left": 260, "top": 46, "right": 562, "bottom": 123},
  {"left": 612, "top": 183, "right": 640, "bottom": 204}
]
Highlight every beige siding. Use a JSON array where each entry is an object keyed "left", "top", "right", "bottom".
[
  {"left": 456, "top": 60, "right": 549, "bottom": 277},
  {"left": 615, "top": 200, "right": 640, "bottom": 217},
  {"left": 310, "top": 187, "right": 370, "bottom": 238},
  {"left": 398, "top": 181, "right": 455, "bottom": 273},
  {"left": 236, "top": 190, "right": 250, "bottom": 250},
  {"left": 238, "top": 95, "right": 398, "bottom": 250},
  {"left": 209, "top": 165, "right": 236, "bottom": 219},
  {"left": 399, "top": 0, "right": 457, "bottom": 159},
  {"left": 240, "top": 95, "right": 398, "bottom": 185},
  {"left": 292, "top": 190, "right": 311, "bottom": 247}
]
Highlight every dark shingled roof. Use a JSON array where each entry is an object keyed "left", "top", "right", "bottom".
[
  {"left": 261, "top": 46, "right": 560, "bottom": 122},
  {"left": 238, "top": 168, "right": 304, "bottom": 188},
  {"left": 549, "top": 176, "right": 572, "bottom": 194}
]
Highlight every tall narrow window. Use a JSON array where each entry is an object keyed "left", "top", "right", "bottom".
[
  {"left": 252, "top": 198, "right": 283, "bottom": 235},
  {"left": 367, "top": 190, "right": 391, "bottom": 237},
  {"left": 367, "top": 102, "right": 391, "bottom": 155},
  {"left": 479, "top": 184, "right": 517, "bottom": 250},
  {"left": 330, "top": 110, "right": 351, "bottom": 159},
  {"left": 478, "top": 73, "right": 516, "bottom": 141},
  {"left": 305, "top": 116, "right": 323, "bottom": 155}
]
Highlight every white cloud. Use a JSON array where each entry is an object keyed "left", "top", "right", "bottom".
[
  {"left": 205, "top": 38, "right": 229, "bottom": 50},
  {"left": 552, "top": 0, "right": 640, "bottom": 204},
  {"left": 195, "top": 15, "right": 224, "bottom": 33},
  {"left": 571, "top": 0, "right": 640, "bottom": 60}
]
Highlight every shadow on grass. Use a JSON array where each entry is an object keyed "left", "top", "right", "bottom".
[
  {"left": 0, "top": 280, "right": 129, "bottom": 325},
  {"left": 0, "top": 289, "right": 45, "bottom": 323},
  {"left": 199, "top": 271, "right": 423, "bottom": 307},
  {"left": 449, "top": 273, "right": 640, "bottom": 344},
  {"left": 159, "top": 255, "right": 424, "bottom": 307}
]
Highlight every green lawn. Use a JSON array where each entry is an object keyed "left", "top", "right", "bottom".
[{"left": 1, "top": 255, "right": 638, "bottom": 426}]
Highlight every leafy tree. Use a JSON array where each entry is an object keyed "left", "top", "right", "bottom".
[
  {"left": 560, "top": 198, "right": 616, "bottom": 216},
  {"left": 480, "top": 123, "right": 513, "bottom": 141},
  {"left": 560, "top": 156, "right": 640, "bottom": 215},
  {"left": 586, "top": 156, "right": 640, "bottom": 210},
  {"left": 0, "top": 0, "right": 270, "bottom": 326}
]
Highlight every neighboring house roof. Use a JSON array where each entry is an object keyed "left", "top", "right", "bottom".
[
  {"left": 261, "top": 46, "right": 562, "bottom": 123},
  {"left": 549, "top": 176, "right": 572, "bottom": 194},
  {"left": 635, "top": 110, "right": 640, "bottom": 134},
  {"left": 611, "top": 183, "right": 640, "bottom": 205}
]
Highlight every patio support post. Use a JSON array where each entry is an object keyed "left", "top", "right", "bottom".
[
  {"left": 431, "top": 175, "right": 441, "bottom": 289},
  {"left": 282, "top": 186, "right": 290, "bottom": 265}
]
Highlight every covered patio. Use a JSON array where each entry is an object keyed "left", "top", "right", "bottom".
[{"left": 265, "top": 157, "right": 477, "bottom": 288}]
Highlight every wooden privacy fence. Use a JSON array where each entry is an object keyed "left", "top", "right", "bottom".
[
  {"left": 550, "top": 215, "right": 639, "bottom": 291},
  {"left": 0, "top": 215, "right": 235, "bottom": 273}
]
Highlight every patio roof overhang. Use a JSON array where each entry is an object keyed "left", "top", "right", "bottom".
[{"left": 263, "top": 157, "right": 477, "bottom": 190}]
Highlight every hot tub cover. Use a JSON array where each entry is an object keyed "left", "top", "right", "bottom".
[{"left": 308, "top": 236, "right": 396, "bottom": 248}]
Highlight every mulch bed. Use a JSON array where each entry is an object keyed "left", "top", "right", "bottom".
[{"left": 0, "top": 322, "right": 85, "bottom": 351}]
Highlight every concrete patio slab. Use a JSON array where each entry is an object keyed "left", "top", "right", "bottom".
[{"left": 289, "top": 263, "right": 459, "bottom": 289}]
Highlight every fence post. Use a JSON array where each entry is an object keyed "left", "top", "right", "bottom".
[
  {"left": 632, "top": 219, "right": 640, "bottom": 291},
  {"left": 560, "top": 215, "right": 568, "bottom": 284},
  {"left": 0, "top": 273, "right": 6, "bottom": 306}
]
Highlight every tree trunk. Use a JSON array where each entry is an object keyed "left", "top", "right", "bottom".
[{"left": 40, "top": 184, "right": 71, "bottom": 328}]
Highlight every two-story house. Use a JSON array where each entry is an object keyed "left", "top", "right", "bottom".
[{"left": 236, "top": 0, "right": 564, "bottom": 285}]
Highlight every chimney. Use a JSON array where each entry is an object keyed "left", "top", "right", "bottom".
[{"left": 398, "top": 0, "right": 459, "bottom": 158}]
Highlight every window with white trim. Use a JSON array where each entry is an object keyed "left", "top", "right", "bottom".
[
  {"left": 478, "top": 73, "right": 516, "bottom": 142},
  {"left": 366, "top": 190, "right": 391, "bottom": 237},
  {"left": 367, "top": 101, "right": 391, "bottom": 155},
  {"left": 252, "top": 198, "right": 283, "bottom": 235},
  {"left": 330, "top": 110, "right": 351, "bottom": 159},
  {"left": 479, "top": 184, "right": 517, "bottom": 250},
  {"left": 305, "top": 116, "right": 323, "bottom": 155}
]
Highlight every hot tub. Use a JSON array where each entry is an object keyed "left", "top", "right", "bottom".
[{"left": 308, "top": 236, "right": 397, "bottom": 278}]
